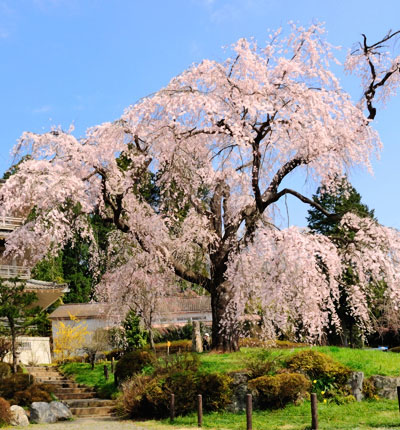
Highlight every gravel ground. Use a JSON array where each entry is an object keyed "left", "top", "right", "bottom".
[{"left": 6, "top": 418, "right": 165, "bottom": 430}]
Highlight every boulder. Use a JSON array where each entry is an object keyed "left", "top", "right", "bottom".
[
  {"left": 30, "top": 402, "right": 57, "bottom": 424},
  {"left": 49, "top": 401, "right": 73, "bottom": 421},
  {"left": 371, "top": 375, "right": 400, "bottom": 400},
  {"left": 10, "top": 405, "right": 29, "bottom": 427}
]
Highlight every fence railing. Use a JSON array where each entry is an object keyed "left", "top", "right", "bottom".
[
  {"left": 0, "top": 265, "right": 30, "bottom": 279},
  {"left": 0, "top": 216, "right": 24, "bottom": 231}
]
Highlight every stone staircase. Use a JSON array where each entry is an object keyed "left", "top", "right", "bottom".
[{"left": 26, "top": 366, "right": 116, "bottom": 418}]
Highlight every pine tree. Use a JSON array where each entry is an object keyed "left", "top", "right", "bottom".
[{"left": 307, "top": 179, "right": 376, "bottom": 346}]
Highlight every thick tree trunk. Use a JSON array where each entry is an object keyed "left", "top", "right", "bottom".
[{"left": 210, "top": 283, "right": 239, "bottom": 352}]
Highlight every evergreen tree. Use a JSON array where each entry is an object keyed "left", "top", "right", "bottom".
[
  {"left": 0, "top": 279, "right": 40, "bottom": 372},
  {"left": 307, "top": 179, "right": 376, "bottom": 346},
  {"left": 307, "top": 178, "right": 375, "bottom": 237}
]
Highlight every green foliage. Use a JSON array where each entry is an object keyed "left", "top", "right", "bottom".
[
  {"left": 121, "top": 353, "right": 232, "bottom": 419},
  {"left": 151, "top": 340, "right": 192, "bottom": 355},
  {"left": 115, "top": 350, "right": 156, "bottom": 384},
  {"left": 307, "top": 179, "right": 376, "bottom": 346},
  {"left": 286, "top": 350, "right": 351, "bottom": 389},
  {"left": 159, "top": 398, "right": 400, "bottom": 430},
  {"left": 60, "top": 362, "right": 118, "bottom": 399},
  {"left": 243, "top": 349, "right": 283, "bottom": 379},
  {"left": 122, "top": 310, "right": 148, "bottom": 351},
  {"left": 31, "top": 253, "right": 64, "bottom": 284},
  {"left": 197, "top": 372, "right": 232, "bottom": 411},
  {"left": 362, "top": 377, "right": 378, "bottom": 400},
  {"left": 248, "top": 373, "right": 311, "bottom": 409},
  {"left": 153, "top": 352, "right": 200, "bottom": 376},
  {"left": 154, "top": 323, "right": 194, "bottom": 342},
  {"left": 0, "top": 397, "right": 10, "bottom": 427},
  {"left": 120, "top": 374, "right": 167, "bottom": 419},
  {"left": 307, "top": 178, "right": 375, "bottom": 237},
  {"left": 0, "top": 279, "right": 41, "bottom": 372}
]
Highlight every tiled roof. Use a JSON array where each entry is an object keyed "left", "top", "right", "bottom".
[
  {"left": 49, "top": 296, "right": 212, "bottom": 320},
  {"left": 48, "top": 303, "right": 113, "bottom": 319}
]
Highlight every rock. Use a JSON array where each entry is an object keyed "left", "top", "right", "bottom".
[
  {"left": 192, "top": 320, "right": 203, "bottom": 353},
  {"left": 371, "top": 375, "right": 400, "bottom": 400},
  {"left": 227, "top": 372, "right": 258, "bottom": 412},
  {"left": 349, "top": 371, "right": 364, "bottom": 401},
  {"left": 30, "top": 402, "right": 57, "bottom": 424},
  {"left": 49, "top": 401, "right": 73, "bottom": 421},
  {"left": 10, "top": 405, "right": 29, "bottom": 427}
]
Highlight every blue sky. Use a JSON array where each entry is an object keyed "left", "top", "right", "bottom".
[{"left": 1, "top": 0, "right": 400, "bottom": 228}]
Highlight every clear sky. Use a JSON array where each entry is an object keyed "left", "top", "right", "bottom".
[{"left": 1, "top": 0, "right": 400, "bottom": 228}]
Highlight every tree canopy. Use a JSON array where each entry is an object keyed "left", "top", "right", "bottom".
[{"left": 1, "top": 24, "right": 400, "bottom": 349}]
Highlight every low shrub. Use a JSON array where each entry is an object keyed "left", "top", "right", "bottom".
[
  {"left": 0, "top": 363, "right": 11, "bottom": 380},
  {"left": 121, "top": 354, "right": 232, "bottom": 419},
  {"left": 151, "top": 340, "right": 192, "bottom": 355},
  {"left": 239, "top": 338, "right": 309, "bottom": 349},
  {"left": 12, "top": 383, "right": 52, "bottom": 406},
  {"left": 153, "top": 352, "right": 200, "bottom": 376},
  {"left": 120, "top": 374, "right": 167, "bottom": 419},
  {"left": 244, "top": 350, "right": 283, "bottom": 379},
  {"left": 153, "top": 323, "right": 194, "bottom": 343},
  {"left": 249, "top": 373, "right": 311, "bottom": 409},
  {"left": 105, "top": 349, "right": 123, "bottom": 361},
  {"left": 0, "top": 397, "right": 10, "bottom": 427},
  {"left": 286, "top": 350, "right": 350, "bottom": 389},
  {"left": 0, "top": 374, "right": 32, "bottom": 400},
  {"left": 197, "top": 372, "right": 232, "bottom": 411},
  {"left": 115, "top": 350, "right": 155, "bottom": 385},
  {"left": 362, "top": 377, "right": 378, "bottom": 399}
]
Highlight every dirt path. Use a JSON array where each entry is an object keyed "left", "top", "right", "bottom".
[{"left": 8, "top": 418, "right": 156, "bottom": 430}]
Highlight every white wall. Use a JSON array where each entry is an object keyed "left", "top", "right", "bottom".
[{"left": 5, "top": 337, "right": 51, "bottom": 365}]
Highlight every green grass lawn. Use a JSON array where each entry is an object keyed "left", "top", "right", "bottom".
[
  {"left": 138, "top": 399, "right": 400, "bottom": 430},
  {"left": 59, "top": 361, "right": 118, "bottom": 399},
  {"left": 198, "top": 346, "right": 400, "bottom": 377}
]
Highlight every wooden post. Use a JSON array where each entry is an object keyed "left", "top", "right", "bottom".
[
  {"left": 111, "top": 357, "right": 115, "bottom": 373},
  {"left": 197, "top": 394, "right": 203, "bottom": 427},
  {"left": 103, "top": 364, "right": 109, "bottom": 381},
  {"left": 397, "top": 386, "right": 400, "bottom": 412},
  {"left": 311, "top": 393, "right": 318, "bottom": 430},
  {"left": 170, "top": 393, "right": 175, "bottom": 422},
  {"left": 246, "top": 394, "right": 252, "bottom": 430}
]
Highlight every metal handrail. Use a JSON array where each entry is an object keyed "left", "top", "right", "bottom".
[{"left": 0, "top": 265, "right": 30, "bottom": 279}]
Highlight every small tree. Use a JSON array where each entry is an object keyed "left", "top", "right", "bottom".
[
  {"left": 81, "top": 328, "right": 109, "bottom": 370},
  {"left": 0, "top": 279, "right": 40, "bottom": 373},
  {"left": 122, "top": 309, "right": 148, "bottom": 352},
  {"left": 53, "top": 313, "right": 89, "bottom": 362}
]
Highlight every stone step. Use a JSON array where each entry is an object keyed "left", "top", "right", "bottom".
[
  {"left": 42, "top": 381, "right": 78, "bottom": 387},
  {"left": 52, "top": 387, "right": 95, "bottom": 395},
  {"left": 55, "top": 392, "right": 96, "bottom": 400},
  {"left": 70, "top": 406, "right": 115, "bottom": 416},
  {"left": 36, "top": 376, "right": 66, "bottom": 381},
  {"left": 63, "top": 399, "right": 115, "bottom": 408}
]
